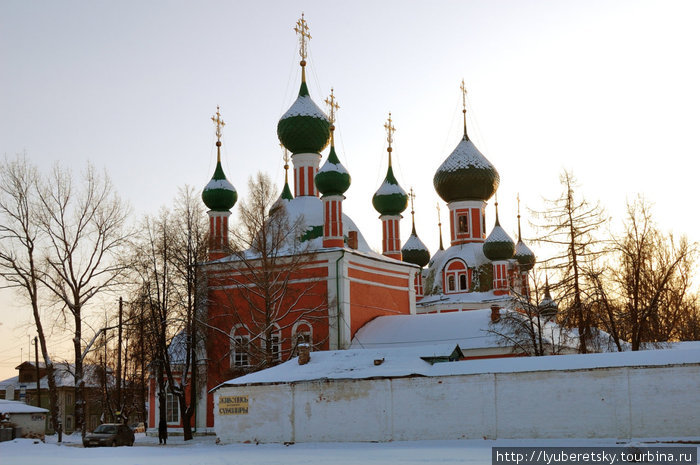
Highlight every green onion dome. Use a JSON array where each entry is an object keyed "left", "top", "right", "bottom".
[
  {"left": 202, "top": 151, "right": 237, "bottom": 211},
  {"left": 401, "top": 224, "right": 430, "bottom": 268},
  {"left": 539, "top": 280, "right": 558, "bottom": 316},
  {"left": 433, "top": 136, "right": 500, "bottom": 203},
  {"left": 315, "top": 145, "right": 350, "bottom": 196},
  {"left": 277, "top": 81, "right": 331, "bottom": 155},
  {"left": 483, "top": 215, "right": 515, "bottom": 261},
  {"left": 514, "top": 240, "right": 536, "bottom": 271},
  {"left": 372, "top": 164, "right": 408, "bottom": 216}
]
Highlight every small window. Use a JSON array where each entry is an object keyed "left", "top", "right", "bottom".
[
  {"left": 459, "top": 274, "right": 467, "bottom": 290},
  {"left": 166, "top": 393, "right": 179, "bottom": 424},
  {"left": 66, "top": 393, "right": 72, "bottom": 406},
  {"left": 458, "top": 215, "right": 469, "bottom": 233},
  {"left": 448, "top": 275, "right": 456, "bottom": 291},
  {"left": 66, "top": 415, "right": 73, "bottom": 432},
  {"left": 269, "top": 333, "right": 281, "bottom": 362}
]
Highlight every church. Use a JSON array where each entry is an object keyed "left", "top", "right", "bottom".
[{"left": 148, "top": 15, "right": 540, "bottom": 435}]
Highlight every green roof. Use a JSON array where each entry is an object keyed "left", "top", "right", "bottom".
[
  {"left": 277, "top": 81, "right": 331, "bottom": 154},
  {"left": 315, "top": 145, "right": 351, "bottom": 196},
  {"left": 372, "top": 165, "right": 408, "bottom": 216},
  {"left": 433, "top": 137, "right": 499, "bottom": 202},
  {"left": 202, "top": 160, "right": 237, "bottom": 211}
]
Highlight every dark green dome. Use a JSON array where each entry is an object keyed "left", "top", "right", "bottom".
[
  {"left": 401, "top": 225, "right": 430, "bottom": 268},
  {"left": 315, "top": 145, "right": 350, "bottom": 196},
  {"left": 277, "top": 81, "right": 331, "bottom": 154},
  {"left": 372, "top": 165, "right": 408, "bottom": 216},
  {"left": 433, "top": 137, "right": 499, "bottom": 202},
  {"left": 483, "top": 220, "right": 515, "bottom": 261},
  {"left": 202, "top": 160, "right": 237, "bottom": 211},
  {"left": 515, "top": 240, "right": 536, "bottom": 271}
]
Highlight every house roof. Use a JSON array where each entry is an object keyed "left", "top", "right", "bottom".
[{"left": 0, "top": 399, "right": 48, "bottom": 414}]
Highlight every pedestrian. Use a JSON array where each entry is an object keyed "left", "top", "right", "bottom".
[{"left": 158, "top": 419, "right": 167, "bottom": 445}]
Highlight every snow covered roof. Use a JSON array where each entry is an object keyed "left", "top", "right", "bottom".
[
  {"left": 350, "top": 309, "right": 502, "bottom": 350},
  {"left": 217, "top": 345, "right": 700, "bottom": 388},
  {"left": 280, "top": 94, "right": 329, "bottom": 120},
  {"left": 0, "top": 363, "right": 110, "bottom": 390},
  {"left": 0, "top": 399, "right": 48, "bottom": 414}
]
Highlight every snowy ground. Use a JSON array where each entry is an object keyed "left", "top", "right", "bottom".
[{"left": 1, "top": 434, "right": 698, "bottom": 465}]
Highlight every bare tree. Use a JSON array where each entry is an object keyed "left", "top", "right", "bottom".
[
  {"left": 131, "top": 187, "right": 208, "bottom": 441},
  {"left": 610, "top": 197, "right": 697, "bottom": 350},
  {"left": 533, "top": 171, "right": 607, "bottom": 353},
  {"left": 489, "top": 275, "right": 569, "bottom": 356},
  {"left": 0, "top": 154, "right": 61, "bottom": 438},
  {"left": 36, "top": 163, "right": 130, "bottom": 436},
  {"left": 215, "top": 172, "right": 329, "bottom": 375}
]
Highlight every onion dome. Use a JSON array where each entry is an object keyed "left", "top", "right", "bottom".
[
  {"left": 433, "top": 81, "right": 499, "bottom": 203},
  {"left": 315, "top": 90, "right": 351, "bottom": 196},
  {"left": 482, "top": 201, "right": 515, "bottom": 261},
  {"left": 539, "top": 276, "right": 558, "bottom": 317},
  {"left": 277, "top": 16, "right": 331, "bottom": 155},
  {"left": 401, "top": 193, "right": 430, "bottom": 268},
  {"left": 271, "top": 150, "right": 294, "bottom": 215},
  {"left": 202, "top": 107, "right": 237, "bottom": 212},
  {"left": 514, "top": 197, "right": 536, "bottom": 271},
  {"left": 372, "top": 113, "right": 408, "bottom": 216}
]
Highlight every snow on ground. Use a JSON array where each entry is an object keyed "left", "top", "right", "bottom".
[{"left": 1, "top": 434, "right": 698, "bottom": 465}]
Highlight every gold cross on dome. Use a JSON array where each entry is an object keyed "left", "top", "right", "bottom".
[
  {"left": 325, "top": 88, "right": 339, "bottom": 125},
  {"left": 294, "top": 13, "right": 311, "bottom": 60},
  {"left": 409, "top": 188, "right": 416, "bottom": 214},
  {"left": 460, "top": 79, "right": 467, "bottom": 112},
  {"left": 211, "top": 106, "right": 225, "bottom": 141},
  {"left": 436, "top": 202, "right": 442, "bottom": 225},
  {"left": 281, "top": 143, "right": 290, "bottom": 167},
  {"left": 384, "top": 113, "right": 395, "bottom": 148}
]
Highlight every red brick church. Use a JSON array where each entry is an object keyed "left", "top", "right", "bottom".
[{"left": 147, "top": 15, "right": 540, "bottom": 435}]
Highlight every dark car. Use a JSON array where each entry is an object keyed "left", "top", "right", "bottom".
[{"left": 83, "top": 423, "right": 135, "bottom": 447}]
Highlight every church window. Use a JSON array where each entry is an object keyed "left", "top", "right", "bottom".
[
  {"left": 166, "top": 392, "right": 179, "bottom": 424},
  {"left": 444, "top": 259, "right": 469, "bottom": 294},
  {"left": 458, "top": 214, "right": 469, "bottom": 233},
  {"left": 231, "top": 325, "right": 250, "bottom": 368},
  {"left": 293, "top": 322, "right": 313, "bottom": 353},
  {"left": 261, "top": 324, "right": 282, "bottom": 362}
]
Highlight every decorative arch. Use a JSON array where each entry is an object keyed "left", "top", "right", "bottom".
[{"left": 443, "top": 258, "right": 470, "bottom": 294}]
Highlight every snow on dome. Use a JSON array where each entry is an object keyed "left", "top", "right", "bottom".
[
  {"left": 402, "top": 233, "right": 428, "bottom": 252},
  {"left": 433, "top": 138, "right": 500, "bottom": 202},
  {"left": 483, "top": 223, "right": 515, "bottom": 261},
  {"left": 439, "top": 138, "right": 493, "bottom": 172},
  {"left": 204, "top": 178, "right": 236, "bottom": 191},
  {"left": 515, "top": 240, "right": 536, "bottom": 271},
  {"left": 375, "top": 179, "right": 407, "bottom": 197},
  {"left": 280, "top": 94, "right": 329, "bottom": 120}
]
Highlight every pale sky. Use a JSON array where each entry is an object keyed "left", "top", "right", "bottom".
[{"left": 1, "top": 0, "right": 699, "bottom": 380}]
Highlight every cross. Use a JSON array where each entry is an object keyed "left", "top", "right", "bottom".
[
  {"left": 460, "top": 78, "right": 468, "bottom": 112},
  {"left": 211, "top": 106, "right": 225, "bottom": 141},
  {"left": 409, "top": 188, "right": 416, "bottom": 215},
  {"left": 325, "top": 88, "right": 340, "bottom": 125},
  {"left": 281, "top": 143, "right": 290, "bottom": 169},
  {"left": 384, "top": 113, "right": 395, "bottom": 148},
  {"left": 294, "top": 13, "right": 311, "bottom": 61},
  {"left": 436, "top": 202, "right": 442, "bottom": 226},
  {"left": 460, "top": 79, "right": 468, "bottom": 138}
]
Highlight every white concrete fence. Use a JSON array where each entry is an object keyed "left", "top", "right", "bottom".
[{"left": 215, "top": 359, "right": 700, "bottom": 443}]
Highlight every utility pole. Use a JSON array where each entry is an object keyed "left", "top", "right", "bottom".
[
  {"left": 33, "top": 336, "right": 40, "bottom": 408},
  {"left": 116, "top": 297, "right": 123, "bottom": 423}
]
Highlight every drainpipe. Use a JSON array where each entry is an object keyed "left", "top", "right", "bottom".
[{"left": 334, "top": 250, "right": 346, "bottom": 350}]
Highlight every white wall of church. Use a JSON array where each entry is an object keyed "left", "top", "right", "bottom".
[{"left": 214, "top": 363, "right": 700, "bottom": 443}]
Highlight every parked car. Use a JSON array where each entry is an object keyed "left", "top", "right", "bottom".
[
  {"left": 130, "top": 422, "right": 145, "bottom": 433},
  {"left": 83, "top": 423, "right": 135, "bottom": 447}
]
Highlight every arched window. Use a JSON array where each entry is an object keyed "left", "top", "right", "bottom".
[
  {"left": 292, "top": 321, "right": 313, "bottom": 355},
  {"left": 444, "top": 259, "right": 469, "bottom": 294},
  {"left": 230, "top": 325, "right": 250, "bottom": 368},
  {"left": 261, "top": 324, "right": 282, "bottom": 362}
]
